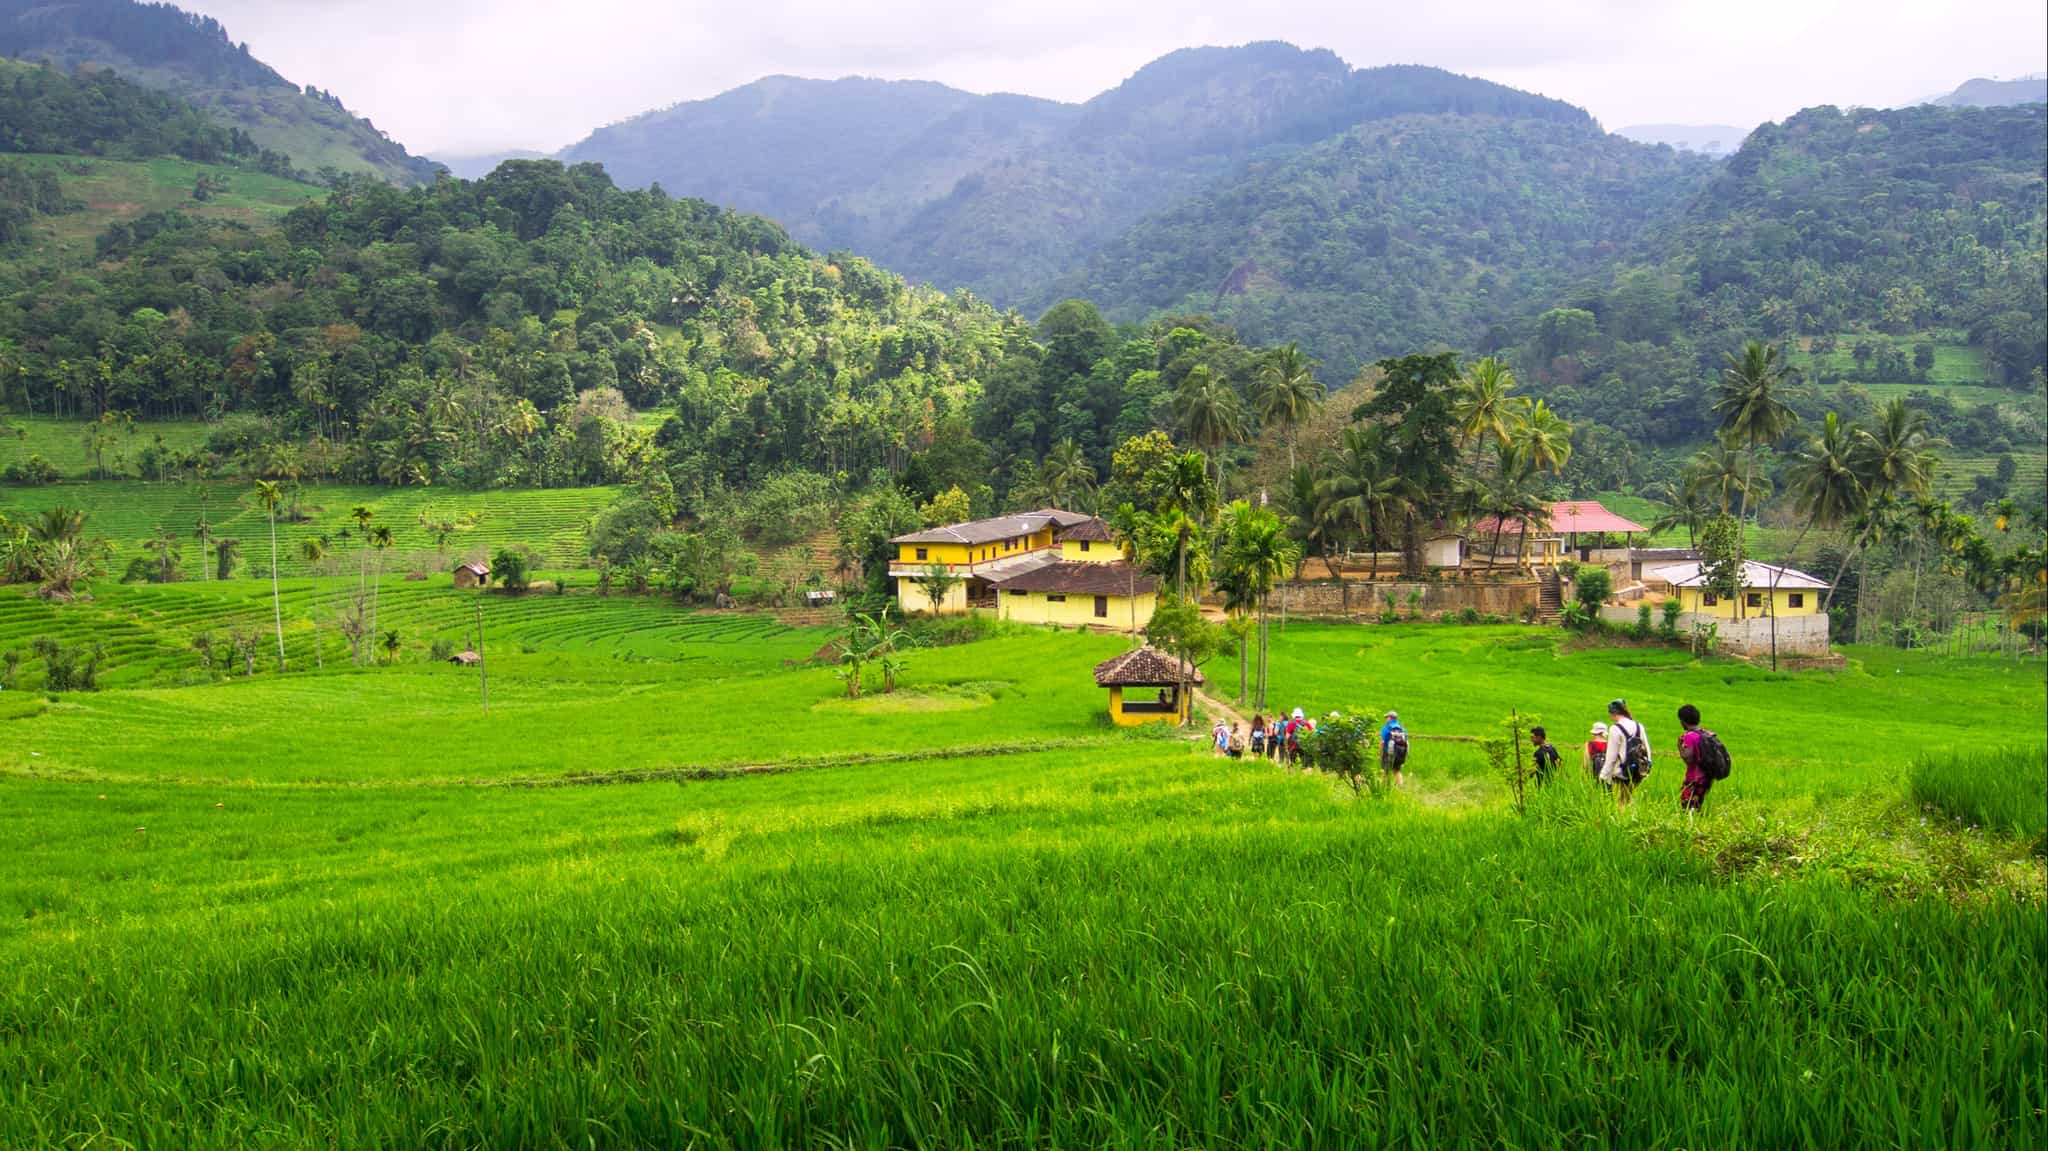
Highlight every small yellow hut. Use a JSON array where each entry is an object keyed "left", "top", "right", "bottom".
[{"left": 1093, "top": 646, "right": 1202, "bottom": 727}]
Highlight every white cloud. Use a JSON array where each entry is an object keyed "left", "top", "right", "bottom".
[{"left": 182, "top": 0, "right": 2048, "bottom": 154}]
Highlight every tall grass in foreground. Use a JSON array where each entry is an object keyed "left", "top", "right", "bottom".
[{"left": 1911, "top": 746, "right": 2048, "bottom": 840}]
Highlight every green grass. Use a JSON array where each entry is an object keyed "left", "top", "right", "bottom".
[
  {"left": 1791, "top": 332, "right": 1991, "bottom": 390},
  {"left": 1911, "top": 746, "right": 2048, "bottom": 840},
  {"left": 0, "top": 597, "right": 2041, "bottom": 1146},
  {"left": 1, "top": 154, "right": 325, "bottom": 261},
  {"left": 0, "top": 480, "right": 624, "bottom": 573},
  {"left": 0, "top": 417, "right": 215, "bottom": 479}
]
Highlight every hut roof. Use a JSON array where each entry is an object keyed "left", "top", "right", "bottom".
[
  {"left": 454, "top": 560, "right": 491, "bottom": 577},
  {"left": 993, "top": 561, "right": 1156, "bottom": 597},
  {"left": 1093, "top": 646, "right": 1204, "bottom": 688},
  {"left": 450, "top": 650, "right": 482, "bottom": 666}
]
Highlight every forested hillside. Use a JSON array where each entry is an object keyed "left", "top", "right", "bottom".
[
  {"left": 563, "top": 45, "right": 1593, "bottom": 305},
  {"left": 1057, "top": 113, "right": 1714, "bottom": 376},
  {"left": 0, "top": 0, "right": 438, "bottom": 185},
  {"left": 1511, "top": 103, "right": 2047, "bottom": 474}
]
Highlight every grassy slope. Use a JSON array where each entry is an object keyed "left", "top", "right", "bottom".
[
  {"left": 0, "top": 480, "right": 623, "bottom": 573},
  {"left": 1, "top": 154, "right": 324, "bottom": 261},
  {"left": 0, "top": 607, "right": 2040, "bottom": 1146}
]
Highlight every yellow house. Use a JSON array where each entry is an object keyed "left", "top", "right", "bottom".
[
  {"left": 992, "top": 562, "right": 1158, "bottom": 631},
  {"left": 888, "top": 508, "right": 1093, "bottom": 615},
  {"left": 1094, "top": 646, "right": 1202, "bottom": 727},
  {"left": 1658, "top": 561, "right": 1827, "bottom": 619}
]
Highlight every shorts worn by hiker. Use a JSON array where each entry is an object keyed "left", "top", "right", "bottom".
[{"left": 1680, "top": 777, "right": 1712, "bottom": 810}]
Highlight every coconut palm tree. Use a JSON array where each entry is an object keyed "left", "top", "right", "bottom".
[
  {"left": 1518, "top": 400, "right": 1574, "bottom": 476},
  {"left": 379, "top": 629, "right": 402, "bottom": 665},
  {"left": 1762, "top": 412, "right": 1867, "bottom": 667},
  {"left": 1823, "top": 398, "right": 1941, "bottom": 613},
  {"left": 194, "top": 515, "right": 215, "bottom": 582},
  {"left": 1278, "top": 463, "right": 1339, "bottom": 579},
  {"left": 1315, "top": 427, "right": 1408, "bottom": 580},
  {"left": 1219, "top": 502, "right": 1298, "bottom": 710},
  {"left": 1036, "top": 439, "right": 1097, "bottom": 510},
  {"left": 1687, "top": 437, "right": 1762, "bottom": 517},
  {"left": 1171, "top": 366, "right": 1245, "bottom": 491},
  {"left": 368, "top": 524, "right": 394, "bottom": 657},
  {"left": 1715, "top": 341, "right": 1801, "bottom": 616},
  {"left": 253, "top": 480, "right": 285, "bottom": 670},
  {"left": 1252, "top": 344, "right": 1323, "bottom": 472},
  {"left": 1646, "top": 478, "right": 1712, "bottom": 548},
  {"left": 1477, "top": 442, "right": 1549, "bottom": 569},
  {"left": 1452, "top": 357, "right": 1526, "bottom": 474},
  {"left": 1156, "top": 451, "right": 1217, "bottom": 599}
]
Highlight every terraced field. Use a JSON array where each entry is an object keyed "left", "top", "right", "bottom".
[
  {"left": 0, "top": 576, "right": 816, "bottom": 689},
  {"left": 0, "top": 418, "right": 215, "bottom": 479},
  {"left": 0, "top": 480, "right": 624, "bottom": 574}
]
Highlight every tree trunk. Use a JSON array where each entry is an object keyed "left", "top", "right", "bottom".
[
  {"left": 1765, "top": 519, "right": 1816, "bottom": 672},
  {"left": 268, "top": 512, "right": 285, "bottom": 671}
]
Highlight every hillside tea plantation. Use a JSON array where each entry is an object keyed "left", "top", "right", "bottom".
[{"left": 1, "top": 581, "right": 2043, "bottom": 1148}]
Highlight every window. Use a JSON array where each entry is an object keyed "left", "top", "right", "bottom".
[
  {"left": 1789, "top": 593, "right": 1805, "bottom": 608},
  {"left": 1046, "top": 594, "right": 1066, "bottom": 603},
  {"left": 1079, "top": 540, "right": 1091, "bottom": 553},
  {"left": 1701, "top": 592, "right": 1719, "bottom": 607},
  {"left": 1094, "top": 595, "right": 1109, "bottom": 618},
  {"left": 1746, "top": 593, "right": 1763, "bottom": 609},
  {"left": 915, "top": 548, "right": 928, "bottom": 561}
]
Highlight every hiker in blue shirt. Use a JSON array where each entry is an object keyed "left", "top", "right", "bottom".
[{"left": 1379, "top": 711, "right": 1408, "bottom": 786}]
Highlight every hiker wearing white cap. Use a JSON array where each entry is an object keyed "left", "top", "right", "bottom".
[
  {"left": 1585, "top": 722, "right": 1609, "bottom": 777},
  {"left": 1379, "top": 710, "right": 1408, "bottom": 786},
  {"left": 1282, "top": 708, "right": 1306, "bottom": 766}
]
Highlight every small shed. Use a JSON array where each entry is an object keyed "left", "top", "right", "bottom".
[
  {"left": 453, "top": 560, "right": 491, "bottom": 589},
  {"left": 1093, "top": 646, "right": 1203, "bottom": 727},
  {"left": 1423, "top": 533, "right": 1465, "bottom": 569}
]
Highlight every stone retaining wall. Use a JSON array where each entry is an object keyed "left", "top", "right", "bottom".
[
  {"left": 1597, "top": 604, "right": 1831, "bottom": 656},
  {"left": 1275, "top": 580, "right": 1541, "bottom": 618}
]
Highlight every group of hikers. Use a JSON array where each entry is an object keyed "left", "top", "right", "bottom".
[
  {"left": 1217, "top": 697, "right": 1731, "bottom": 811},
  {"left": 1213, "top": 708, "right": 1413, "bottom": 785}
]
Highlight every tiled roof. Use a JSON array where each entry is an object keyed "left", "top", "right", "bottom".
[
  {"left": 454, "top": 561, "right": 490, "bottom": 576},
  {"left": 1470, "top": 500, "right": 1646, "bottom": 536},
  {"left": 1093, "top": 646, "right": 1205, "bottom": 687},
  {"left": 992, "top": 561, "right": 1156, "bottom": 596},
  {"left": 890, "top": 508, "right": 1090, "bottom": 546},
  {"left": 1057, "top": 518, "right": 1116, "bottom": 543}
]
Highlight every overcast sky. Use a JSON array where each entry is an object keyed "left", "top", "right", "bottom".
[{"left": 183, "top": 0, "right": 2048, "bottom": 155}]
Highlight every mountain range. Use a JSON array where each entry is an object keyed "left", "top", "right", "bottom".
[{"left": 0, "top": 0, "right": 438, "bottom": 184}]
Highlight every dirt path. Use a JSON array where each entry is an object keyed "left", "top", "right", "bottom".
[{"left": 1194, "top": 689, "right": 1248, "bottom": 731}]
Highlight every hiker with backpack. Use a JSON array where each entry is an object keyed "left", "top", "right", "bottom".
[
  {"left": 1250, "top": 714, "right": 1267, "bottom": 758},
  {"left": 1676, "top": 704, "right": 1730, "bottom": 811},
  {"left": 1380, "top": 710, "right": 1409, "bottom": 786},
  {"left": 1284, "top": 708, "right": 1307, "bottom": 766},
  {"left": 1598, "top": 699, "right": 1651, "bottom": 806},
  {"left": 1227, "top": 722, "right": 1247, "bottom": 760},
  {"left": 1529, "top": 726, "right": 1561, "bottom": 786}
]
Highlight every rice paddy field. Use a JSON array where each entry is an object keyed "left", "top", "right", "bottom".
[
  {"left": 1, "top": 581, "right": 2044, "bottom": 1147},
  {"left": 0, "top": 479, "right": 624, "bottom": 573}
]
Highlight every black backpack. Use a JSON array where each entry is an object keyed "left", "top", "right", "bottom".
[
  {"left": 1386, "top": 729, "right": 1409, "bottom": 769},
  {"left": 1696, "top": 730, "right": 1732, "bottom": 781},
  {"left": 1615, "top": 720, "right": 1651, "bottom": 779}
]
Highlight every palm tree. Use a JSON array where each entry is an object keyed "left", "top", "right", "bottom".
[
  {"left": 1452, "top": 357, "right": 1526, "bottom": 474},
  {"left": 1715, "top": 341, "right": 1801, "bottom": 617},
  {"left": 1765, "top": 412, "right": 1867, "bottom": 667},
  {"left": 1219, "top": 503, "right": 1298, "bottom": 710},
  {"left": 1477, "top": 442, "right": 1549, "bottom": 570},
  {"left": 1316, "top": 427, "right": 1408, "bottom": 580},
  {"left": 1518, "top": 400, "right": 1574, "bottom": 476},
  {"left": 1646, "top": 478, "right": 1711, "bottom": 548},
  {"left": 1687, "top": 437, "right": 1760, "bottom": 517},
  {"left": 194, "top": 516, "right": 215, "bottom": 582},
  {"left": 379, "top": 629, "right": 402, "bottom": 665},
  {"left": 1823, "top": 399, "right": 1940, "bottom": 612},
  {"left": 1278, "top": 463, "right": 1339, "bottom": 578},
  {"left": 299, "top": 537, "right": 327, "bottom": 569},
  {"left": 1036, "top": 439, "right": 1097, "bottom": 510},
  {"left": 1171, "top": 366, "right": 1245, "bottom": 491},
  {"left": 1252, "top": 344, "right": 1323, "bottom": 471},
  {"left": 253, "top": 480, "right": 285, "bottom": 670},
  {"left": 368, "top": 524, "right": 394, "bottom": 657},
  {"left": 1155, "top": 451, "right": 1217, "bottom": 599}
]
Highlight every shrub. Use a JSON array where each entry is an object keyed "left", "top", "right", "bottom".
[
  {"left": 1460, "top": 607, "right": 1480, "bottom": 625},
  {"left": 1633, "top": 603, "right": 1653, "bottom": 640},
  {"left": 1910, "top": 746, "right": 2047, "bottom": 842},
  {"left": 1658, "top": 598, "right": 1682, "bottom": 641},
  {"left": 30, "top": 636, "right": 101, "bottom": 692},
  {"left": 1572, "top": 567, "right": 1611, "bottom": 611},
  {"left": 744, "top": 471, "right": 837, "bottom": 546},
  {"left": 1297, "top": 711, "right": 1384, "bottom": 794},
  {"left": 492, "top": 547, "right": 533, "bottom": 591},
  {"left": 431, "top": 638, "right": 455, "bottom": 661},
  {"left": 1, "top": 454, "right": 60, "bottom": 485}
]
